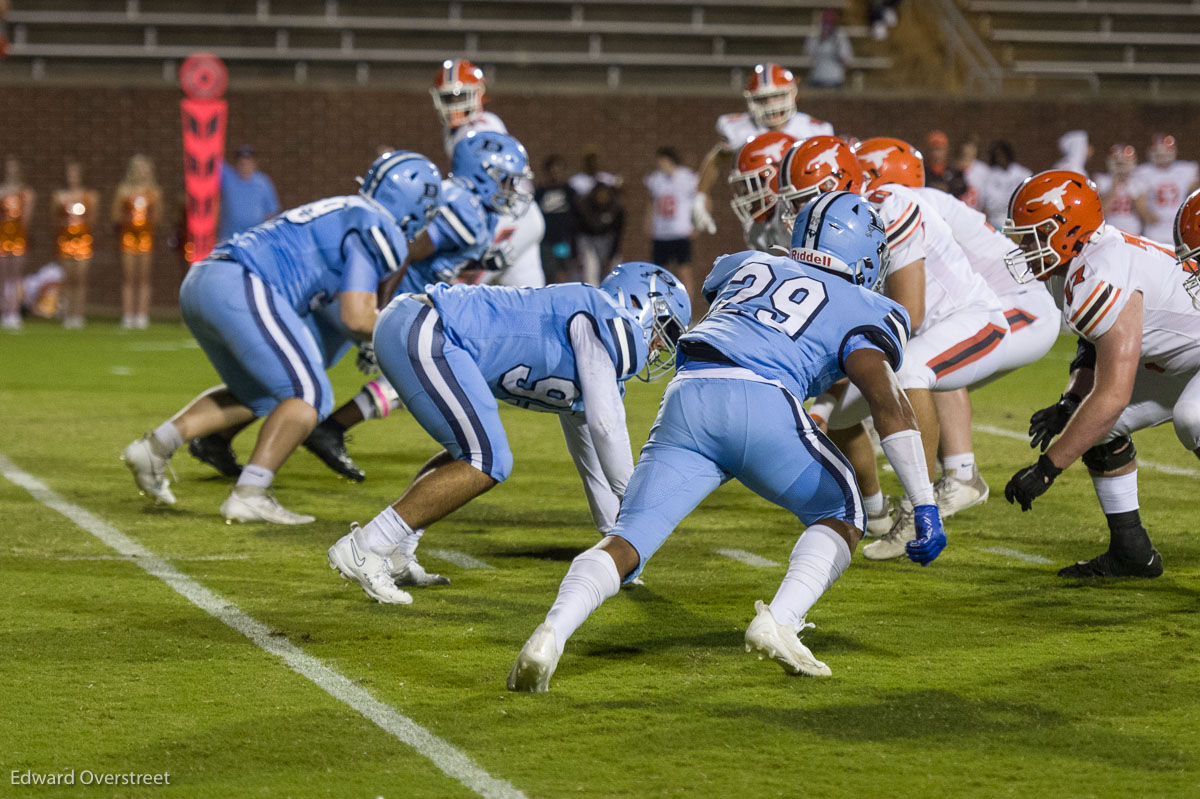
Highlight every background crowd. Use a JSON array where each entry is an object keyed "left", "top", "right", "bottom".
[{"left": 2, "top": 123, "right": 1195, "bottom": 333}]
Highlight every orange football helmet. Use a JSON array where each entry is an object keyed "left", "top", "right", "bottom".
[
  {"left": 1002, "top": 170, "right": 1104, "bottom": 283},
  {"left": 744, "top": 63, "right": 797, "bottom": 129},
  {"left": 431, "top": 59, "right": 486, "bottom": 129},
  {"left": 1178, "top": 189, "right": 1200, "bottom": 308},
  {"left": 776, "top": 135, "right": 863, "bottom": 232},
  {"left": 853, "top": 137, "right": 924, "bottom": 190},
  {"left": 728, "top": 131, "right": 797, "bottom": 226}
]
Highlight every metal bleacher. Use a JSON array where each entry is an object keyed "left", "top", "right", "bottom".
[
  {"left": 2, "top": 0, "right": 893, "bottom": 94},
  {"left": 965, "top": 0, "right": 1200, "bottom": 97}
]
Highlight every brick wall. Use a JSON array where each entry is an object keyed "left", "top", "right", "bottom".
[{"left": 3, "top": 86, "right": 1198, "bottom": 314}]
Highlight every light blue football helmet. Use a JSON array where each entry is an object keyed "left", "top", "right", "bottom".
[
  {"left": 789, "top": 190, "right": 891, "bottom": 291},
  {"left": 359, "top": 151, "right": 442, "bottom": 239},
  {"left": 600, "top": 262, "right": 692, "bottom": 382},
  {"left": 450, "top": 131, "right": 533, "bottom": 217}
]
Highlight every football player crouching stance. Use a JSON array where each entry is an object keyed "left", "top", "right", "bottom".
[
  {"left": 508, "top": 192, "right": 947, "bottom": 692},
  {"left": 1004, "top": 174, "right": 1200, "bottom": 578},
  {"left": 327, "top": 263, "right": 690, "bottom": 604}
]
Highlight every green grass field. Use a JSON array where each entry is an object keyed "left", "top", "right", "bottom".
[{"left": 2, "top": 320, "right": 1198, "bottom": 798}]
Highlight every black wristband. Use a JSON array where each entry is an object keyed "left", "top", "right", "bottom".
[
  {"left": 1061, "top": 392, "right": 1082, "bottom": 411},
  {"left": 1037, "top": 453, "right": 1063, "bottom": 481}
]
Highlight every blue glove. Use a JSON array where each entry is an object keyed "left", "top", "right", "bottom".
[{"left": 905, "top": 504, "right": 946, "bottom": 566}]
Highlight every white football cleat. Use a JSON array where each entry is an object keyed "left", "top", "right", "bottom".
[
  {"left": 122, "top": 435, "right": 176, "bottom": 505},
  {"left": 507, "top": 623, "right": 561, "bottom": 692},
  {"left": 744, "top": 600, "right": 831, "bottom": 677},
  {"left": 934, "top": 467, "right": 990, "bottom": 517},
  {"left": 865, "top": 494, "right": 900, "bottom": 538},
  {"left": 328, "top": 527, "right": 413, "bottom": 605},
  {"left": 391, "top": 558, "right": 450, "bottom": 586},
  {"left": 862, "top": 507, "right": 916, "bottom": 561},
  {"left": 220, "top": 485, "right": 314, "bottom": 525}
]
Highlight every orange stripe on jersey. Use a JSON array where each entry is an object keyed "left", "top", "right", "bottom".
[
  {"left": 885, "top": 204, "right": 922, "bottom": 248},
  {"left": 1069, "top": 282, "right": 1109, "bottom": 325},
  {"left": 885, "top": 203, "right": 915, "bottom": 232},
  {"left": 925, "top": 323, "right": 1007, "bottom": 378},
  {"left": 1081, "top": 287, "right": 1121, "bottom": 337}
]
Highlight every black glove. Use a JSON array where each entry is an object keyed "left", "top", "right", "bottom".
[
  {"left": 1028, "top": 393, "right": 1081, "bottom": 452},
  {"left": 1005, "top": 454, "right": 1063, "bottom": 512},
  {"left": 355, "top": 341, "right": 379, "bottom": 376}
]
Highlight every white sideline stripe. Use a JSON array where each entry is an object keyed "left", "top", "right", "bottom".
[
  {"left": 974, "top": 423, "right": 1200, "bottom": 478},
  {"left": 0, "top": 454, "right": 525, "bottom": 799},
  {"left": 52, "top": 554, "right": 250, "bottom": 562},
  {"left": 715, "top": 548, "right": 781, "bottom": 568},
  {"left": 425, "top": 548, "right": 493, "bottom": 570},
  {"left": 980, "top": 546, "right": 1055, "bottom": 566}
]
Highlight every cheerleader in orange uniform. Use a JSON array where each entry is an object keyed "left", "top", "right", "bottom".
[
  {"left": 112, "top": 154, "right": 161, "bottom": 330},
  {"left": 53, "top": 160, "right": 99, "bottom": 329},
  {"left": 0, "top": 155, "right": 34, "bottom": 331}
]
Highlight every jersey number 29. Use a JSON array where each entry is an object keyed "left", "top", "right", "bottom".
[{"left": 708, "top": 260, "right": 828, "bottom": 339}]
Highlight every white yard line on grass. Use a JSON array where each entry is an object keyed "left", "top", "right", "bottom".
[
  {"left": 715, "top": 548, "right": 781, "bottom": 568},
  {"left": 425, "top": 549, "right": 494, "bottom": 569},
  {"left": 980, "top": 546, "right": 1055, "bottom": 566},
  {"left": 53, "top": 554, "right": 250, "bottom": 562},
  {"left": 0, "top": 453, "right": 525, "bottom": 799},
  {"left": 974, "top": 424, "right": 1200, "bottom": 478}
]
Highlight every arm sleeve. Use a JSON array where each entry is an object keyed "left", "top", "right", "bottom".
[
  {"left": 338, "top": 233, "right": 381, "bottom": 294},
  {"left": 569, "top": 314, "right": 634, "bottom": 498},
  {"left": 264, "top": 175, "right": 281, "bottom": 216},
  {"left": 559, "top": 413, "right": 623, "bottom": 533}
]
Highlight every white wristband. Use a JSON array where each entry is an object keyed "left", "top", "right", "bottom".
[{"left": 879, "top": 429, "right": 935, "bottom": 507}]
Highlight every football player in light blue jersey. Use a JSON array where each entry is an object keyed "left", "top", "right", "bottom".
[
  {"left": 508, "top": 192, "right": 948, "bottom": 692},
  {"left": 327, "top": 263, "right": 690, "bottom": 604},
  {"left": 121, "top": 151, "right": 441, "bottom": 524},
  {"left": 304, "top": 131, "right": 536, "bottom": 482}
]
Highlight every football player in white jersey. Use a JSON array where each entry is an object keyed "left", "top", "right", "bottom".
[
  {"left": 691, "top": 63, "right": 834, "bottom": 235},
  {"left": 727, "top": 131, "right": 796, "bottom": 252},
  {"left": 644, "top": 146, "right": 700, "bottom": 311},
  {"left": 787, "top": 137, "right": 1012, "bottom": 559},
  {"left": 873, "top": 144, "right": 1063, "bottom": 527},
  {"left": 432, "top": 58, "right": 547, "bottom": 289},
  {"left": 1094, "top": 144, "right": 1153, "bottom": 236},
  {"left": 1132, "top": 134, "right": 1200, "bottom": 245},
  {"left": 1004, "top": 172, "right": 1200, "bottom": 578}
]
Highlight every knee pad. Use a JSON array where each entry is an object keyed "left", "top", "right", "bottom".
[
  {"left": 1082, "top": 436, "right": 1137, "bottom": 473},
  {"left": 1172, "top": 400, "right": 1200, "bottom": 451}
]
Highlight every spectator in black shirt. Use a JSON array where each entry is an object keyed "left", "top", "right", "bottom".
[{"left": 534, "top": 154, "right": 576, "bottom": 284}]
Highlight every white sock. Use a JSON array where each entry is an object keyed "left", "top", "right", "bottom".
[
  {"left": 236, "top": 464, "right": 274, "bottom": 489},
  {"left": 352, "top": 390, "right": 379, "bottom": 422},
  {"left": 544, "top": 546, "right": 622, "bottom": 655},
  {"left": 862, "top": 491, "right": 885, "bottom": 517},
  {"left": 941, "top": 452, "right": 975, "bottom": 481},
  {"left": 769, "top": 525, "right": 851, "bottom": 629},
  {"left": 150, "top": 422, "right": 183, "bottom": 458},
  {"left": 1092, "top": 471, "right": 1139, "bottom": 514},
  {"left": 356, "top": 506, "right": 417, "bottom": 556},
  {"left": 396, "top": 527, "right": 425, "bottom": 559}
]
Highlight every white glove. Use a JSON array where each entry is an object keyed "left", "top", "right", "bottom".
[
  {"left": 691, "top": 192, "right": 717, "bottom": 235},
  {"left": 356, "top": 341, "right": 379, "bottom": 376}
]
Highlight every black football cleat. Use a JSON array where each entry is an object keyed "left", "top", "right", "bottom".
[
  {"left": 303, "top": 423, "right": 365, "bottom": 482},
  {"left": 1058, "top": 549, "right": 1163, "bottom": 579},
  {"left": 188, "top": 434, "right": 243, "bottom": 478}
]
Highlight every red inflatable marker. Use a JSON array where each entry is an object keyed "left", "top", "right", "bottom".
[{"left": 179, "top": 53, "right": 228, "bottom": 264}]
